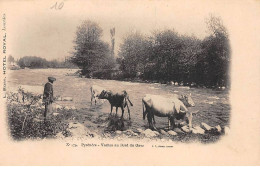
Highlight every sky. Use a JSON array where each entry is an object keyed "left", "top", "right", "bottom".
[{"left": 5, "top": 0, "right": 233, "bottom": 61}]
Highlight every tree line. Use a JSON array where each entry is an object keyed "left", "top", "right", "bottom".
[
  {"left": 70, "top": 16, "right": 230, "bottom": 88},
  {"left": 15, "top": 56, "right": 77, "bottom": 69}
]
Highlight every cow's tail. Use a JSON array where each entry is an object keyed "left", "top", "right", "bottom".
[
  {"left": 127, "top": 97, "right": 133, "bottom": 106},
  {"left": 124, "top": 97, "right": 128, "bottom": 107},
  {"left": 142, "top": 99, "right": 146, "bottom": 120},
  {"left": 90, "top": 87, "right": 93, "bottom": 102},
  {"left": 123, "top": 91, "right": 133, "bottom": 106}
]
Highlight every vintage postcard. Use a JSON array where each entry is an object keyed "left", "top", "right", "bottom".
[{"left": 0, "top": 0, "right": 259, "bottom": 166}]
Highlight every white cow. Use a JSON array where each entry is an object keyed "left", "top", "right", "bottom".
[
  {"left": 90, "top": 85, "right": 106, "bottom": 105},
  {"left": 142, "top": 94, "right": 195, "bottom": 130}
]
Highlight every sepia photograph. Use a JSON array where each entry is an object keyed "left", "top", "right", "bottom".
[{"left": 0, "top": 0, "right": 259, "bottom": 166}]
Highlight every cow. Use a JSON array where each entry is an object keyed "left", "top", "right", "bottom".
[
  {"left": 143, "top": 94, "right": 195, "bottom": 123},
  {"left": 98, "top": 90, "right": 133, "bottom": 120},
  {"left": 90, "top": 85, "right": 106, "bottom": 105},
  {"left": 142, "top": 93, "right": 195, "bottom": 130}
]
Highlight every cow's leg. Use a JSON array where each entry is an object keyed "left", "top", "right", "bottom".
[
  {"left": 168, "top": 116, "right": 175, "bottom": 130},
  {"left": 187, "top": 112, "right": 193, "bottom": 130},
  {"left": 148, "top": 113, "right": 157, "bottom": 130},
  {"left": 147, "top": 112, "right": 153, "bottom": 129},
  {"left": 116, "top": 107, "right": 118, "bottom": 116},
  {"left": 168, "top": 117, "right": 171, "bottom": 130},
  {"left": 142, "top": 100, "right": 147, "bottom": 120},
  {"left": 125, "top": 101, "right": 131, "bottom": 120},
  {"left": 91, "top": 95, "right": 93, "bottom": 105},
  {"left": 110, "top": 105, "right": 113, "bottom": 115},
  {"left": 120, "top": 106, "right": 124, "bottom": 119},
  {"left": 153, "top": 114, "right": 156, "bottom": 124},
  {"left": 151, "top": 113, "right": 156, "bottom": 128},
  {"left": 170, "top": 116, "right": 175, "bottom": 130},
  {"left": 94, "top": 97, "right": 97, "bottom": 105}
]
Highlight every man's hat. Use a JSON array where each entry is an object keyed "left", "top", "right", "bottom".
[{"left": 48, "top": 77, "right": 56, "bottom": 82}]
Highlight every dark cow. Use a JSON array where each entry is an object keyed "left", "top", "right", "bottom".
[
  {"left": 98, "top": 90, "right": 133, "bottom": 119},
  {"left": 142, "top": 94, "right": 195, "bottom": 130}
]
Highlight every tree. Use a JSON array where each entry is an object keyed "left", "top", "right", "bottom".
[
  {"left": 118, "top": 32, "right": 150, "bottom": 77},
  {"left": 149, "top": 30, "right": 183, "bottom": 82},
  {"left": 70, "top": 20, "right": 113, "bottom": 75},
  {"left": 197, "top": 15, "right": 230, "bottom": 87},
  {"left": 179, "top": 35, "right": 202, "bottom": 84},
  {"left": 8, "top": 55, "right": 15, "bottom": 65},
  {"left": 110, "top": 27, "right": 115, "bottom": 58}
]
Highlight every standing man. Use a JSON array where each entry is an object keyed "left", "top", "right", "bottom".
[{"left": 43, "top": 77, "right": 56, "bottom": 121}]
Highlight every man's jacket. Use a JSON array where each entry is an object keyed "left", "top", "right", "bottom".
[{"left": 43, "top": 82, "right": 53, "bottom": 104}]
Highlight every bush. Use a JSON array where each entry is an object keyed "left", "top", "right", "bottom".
[
  {"left": 8, "top": 104, "right": 70, "bottom": 140},
  {"left": 7, "top": 88, "right": 73, "bottom": 140}
]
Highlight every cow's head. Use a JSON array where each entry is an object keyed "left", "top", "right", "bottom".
[
  {"left": 98, "top": 90, "right": 107, "bottom": 99},
  {"left": 98, "top": 90, "right": 111, "bottom": 99},
  {"left": 180, "top": 93, "right": 195, "bottom": 107}
]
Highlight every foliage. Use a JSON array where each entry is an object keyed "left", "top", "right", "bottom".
[
  {"left": 195, "top": 15, "right": 230, "bottom": 87},
  {"left": 70, "top": 20, "right": 115, "bottom": 75},
  {"left": 67, "top": 16, "right": 230, "bottom": 88},
  {"left": 8, "top": 55, "right": 15, "bottom": 64},
  {"left": 7, "top": 88, "right": 72, "bottom": 140},
  {"left": 18, "top": 56, "right": 48, "bottom": 68},
  {"left": 17, "top": 56, "right": 77, "bottom": 69},
  {"left": 118, "top": 16, "right": 230, "bottom": 88},
  {"left": 110, "top": 27, "right": 116, "bottom": 57},
  {"left": 148, "top": 30, "right": 184, "bottom": 81},
  {"left": 118, "top": 32, "right": 151, "bottom": 78}
]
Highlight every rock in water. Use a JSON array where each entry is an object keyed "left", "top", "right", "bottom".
[
  {"left": 224, "top": 126, "right": 230, "bottom": 135},
  {"left": 124, "top": 129, "right": 135, "bottom": 136},
  {"left": 132, "top": 128, "right": 142, "bottom": 134},
  {"left": 214, "top": 125, "right": 222, "bottom": 133},
  {"left": 115, "top": 130, "right": 122, "bottom": 134},
  {"left": 143, "top": 129, "right": 157, "bottom": 137},
  {"left": 160, "top": 129, "right": 168, "bottom": 135},
  {"left": 179, "top": 121, "right": 187, "bottom": 127},
  {"left": 153, "top": 131, "right": 160, "bottom": 136},
  {"left": 191, "top": 126, "right": 205, "bottom": 134},
  {"left": 181, "top": 125, "right": 191, "bottom": 133},
  {"left": 136, "top": 128, "right": 144, "bottom": 134},
  {"left": 62, "top": 97, "right": 73, "bottom": 101},
  {"left": 174, "top": 128, "right": 184, "bottom": 134},
  {"left": 201, "top": 122, "right": 213, "bottom": 131},
  {"left": 132, "top": 133, "right": 138, "bottom": 136},
  {"left": 168, "top": 130, "right": 177, "bottom": 136}
]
